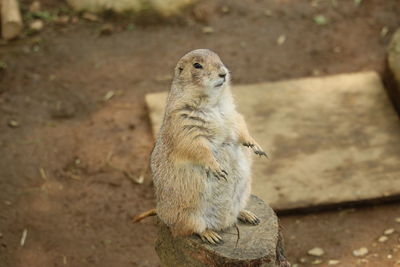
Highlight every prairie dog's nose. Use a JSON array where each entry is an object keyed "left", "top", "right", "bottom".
[{"left": 219, "top": 73, "right": 227, "bottom": 78}]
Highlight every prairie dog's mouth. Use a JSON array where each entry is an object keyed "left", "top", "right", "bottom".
[
  {"left": 215, "top": 81, "right": 224, "bottom": 87},
  {"left": 214, "top": 79, "right": 225, "bottom": 88}
]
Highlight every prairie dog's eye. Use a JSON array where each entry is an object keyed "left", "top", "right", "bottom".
[{"left": 193, "top": 63, "right": 203, "bottom": 69}]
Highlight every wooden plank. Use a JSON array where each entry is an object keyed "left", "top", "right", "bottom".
[{"left": 145, "top": 72, "right": 400, "bottom": 211}]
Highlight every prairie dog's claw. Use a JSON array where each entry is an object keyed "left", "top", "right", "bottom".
[
  {"left": 238, "top": 210, "right": 260, "bottom": 225},
  {"left": 214, "top": 169, "right": 228, "bottom": 181},
  {"left": 199, "top": 229, "right": 222, "bottom": 244},
  {"left": 255, "top": 149, "right": 268, "bottom": 158},
  {"left": 207, "top": 166, "right": 228, "bottom": 181},
  {"left": 243, "top": 142, "right": 255, "bottom": 148},
  {"left": 243, "top": 141, "right": 268, "bottom": 158}
]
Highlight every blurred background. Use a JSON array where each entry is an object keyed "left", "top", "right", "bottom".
[{"left": 0, "top": 0, "right": 400, "bottom": 266}]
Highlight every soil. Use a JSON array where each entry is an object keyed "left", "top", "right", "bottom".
[{"left": 0, "top": 0, "right": 400, "bottom": 266}]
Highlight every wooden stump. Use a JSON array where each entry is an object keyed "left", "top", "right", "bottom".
[
  {"left": 155, "top": 195, "right": 290, "bottom": 267},
  {"left": 1, "top": 0, "right": 23, "bottom": 40}
]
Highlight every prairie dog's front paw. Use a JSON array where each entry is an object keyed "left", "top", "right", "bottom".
[
  {"left": 207, "top": 162, "right": 228, "bottom": 181},
  {"left": 243, "top": 140, "right": 268, "bottom": 158}
]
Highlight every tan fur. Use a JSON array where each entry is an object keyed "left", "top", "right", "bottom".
[{"left": 149, "top": 49, "right": 266, "bottom": 242}]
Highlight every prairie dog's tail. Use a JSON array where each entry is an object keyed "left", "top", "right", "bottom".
[{"left": 132, "top": 208, "right": 157, "bottom": 223}]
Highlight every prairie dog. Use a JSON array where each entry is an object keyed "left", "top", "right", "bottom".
[{"left": 150, "top": 49, "right": 266, "bottom": 244}]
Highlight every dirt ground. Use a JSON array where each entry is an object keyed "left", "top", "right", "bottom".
[{"left": 0, "top": 0, "right": 400, "bottom": 266}]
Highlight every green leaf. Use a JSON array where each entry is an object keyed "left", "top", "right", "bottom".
[
  {"left": 0, "top": 60, "right": 7, "bottom": 70},
  {"left": 313, "top": 15, "right": 329, "bottom": 25},
  {"left": 126, "top": 23, "right": 135, "bottom": 31}
]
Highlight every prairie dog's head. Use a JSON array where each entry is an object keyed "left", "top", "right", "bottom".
[{"left": 172, "top": 49, "right": 230, "bottom": 95}]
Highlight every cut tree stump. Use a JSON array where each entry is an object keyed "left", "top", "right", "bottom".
[
  {"left": 1, "top": 0, "right": 23, "bottom": 40},
  {"left": 155, "top": 195, "right": 290, "bottom": 267}
]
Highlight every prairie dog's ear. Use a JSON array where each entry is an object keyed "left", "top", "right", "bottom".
[{"left": 175, "top": 63, "right": 184, "bottom": 76}]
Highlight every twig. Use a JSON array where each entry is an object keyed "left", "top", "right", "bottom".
[
  {"left": 39, "top": 167, "right": 47, "bottom": 180},
  {"left": 20, "top": 228, "right": 28, "bottom": 247}
]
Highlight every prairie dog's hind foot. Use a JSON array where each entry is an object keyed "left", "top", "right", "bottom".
[
  {"left": 199, "top": 229, "right": 222, "bottom": 244},
  {"left": 238, "top": 210, "right": 260, "bottom": 225}
]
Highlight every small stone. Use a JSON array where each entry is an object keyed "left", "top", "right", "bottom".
[
  {"left": 264, "top": 9, "right": 272, "bottom": 16},
  {"left": 292, "top": 264, "right": 299, "bottom": 267},
  {"left": 99, "top": 24, "right": 114, "bottom": 36},
  {"left": 8, "top": 119, "right": 19, "bottom": 128},
  {"left": 0, "top": 232, "right": 3, "bottom": 238},
  {"left": 388, "top": 254, "right": 393, "bottom": 259},
  {"left": 82, "top": 12, "right": 100, "bottom": 22},
  {"left": 395, "top": 217, "right": 400, "bottom": 223},
  {"left": 202, "top": 26, "right": 214, "bottom": 34},
  {"left": 353, "top": 247, "right": 368, "bottom": 257},
  {"left": 328, "top": 260, "right": 340, "bottom": 265},
  {"left": 378, "top": 235, "right": 388, "bottom": 243},
  {"left": 333, "top": 46, "right": 341, "bottom": 53},
  {"left": 277, "top": 35, "right": 286, "bottom": 45},
  {"left": 221, "top": 6, "right": 230, "bottom": 13},
  {"left": 299, "top": 257, "right": 307, "bottom": 263},
  {"left": 311, "top": 259, "right": 323, "bottom": 264},
  {"left": 29, "top": 1, "right": 41, "bottom": 12},
  {"left": 29, "top": 19, "right": 44, "bottom": 31},
  {"left": 381, "top": 26, "right": 389, "bottom": 38},
  {"left": 308, "top": 247, "right": 325, "bottom": 257},
  {"left": 384, "top": 228, "right": 395, "bottom": 235}
]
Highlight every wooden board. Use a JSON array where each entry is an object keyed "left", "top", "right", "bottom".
[{"left": 145, "top": 72, "right": 400, "bottom": 211}]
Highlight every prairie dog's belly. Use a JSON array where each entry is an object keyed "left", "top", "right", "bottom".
[{"left": 202, "top": 142, "right": 252, "bottom": 229}]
